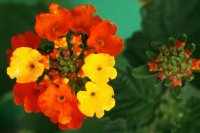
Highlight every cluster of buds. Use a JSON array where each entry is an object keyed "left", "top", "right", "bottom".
[
  {"left": 6, "top": 3, "right": 123, "bottom": 130},
  {"left": 133, "top": 34, "right": 200, "bottom": 98}
]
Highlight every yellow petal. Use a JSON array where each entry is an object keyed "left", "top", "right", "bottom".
[
  {"left": 7, "top": 47, "right": 44, "bottom": 83},
  {"left": 82, "top": 53, "right": 117, "bottom": 83}
]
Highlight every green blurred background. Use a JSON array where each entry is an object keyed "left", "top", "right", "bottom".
[{"left": 1, "top": 0, "right": 200, "bottom": 133}]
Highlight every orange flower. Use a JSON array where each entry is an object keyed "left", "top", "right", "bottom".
[
  {"left": 40, "top": 55, "right": 50, "bottom": 69},
  {"left": 87, "top": 20, "right": 123, "bottom": 56},
  {"left": 70, "top": 4, "right": 102, "bottom": 35},
  {"left": 38, "top": 84, "right": 77, "bottom": 124},
  {"left": 11, "top": 31, "right": 41, "bottom": 50},
  {"left": 70, "top": 34, "right": 83, "bottom": 54},
  {"left": 192, "top": 59, "right": 200, "bottom": 70},
  {"left": 172, "top": 79, "right": 182, "bottom": 87},
  {"left": 147, "top": 61, "right": 157, "bottom": 72},
  {"left": 50, "top": 49, "right": 59, "bottom": 59},
  {"left": 58, "top": 106, "right": 86, "bottom": 130},
  {"left": 13, "top": 82, "right": 45, "bottom": 113},
  {"left": 35, "top": 3, "right": 71, "bottom": 41},
  {"left": 54, "top": 37, "right": 67, "bottom": 48}
]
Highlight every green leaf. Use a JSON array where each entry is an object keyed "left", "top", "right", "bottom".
[
  {"left": 176, "top": 97, "right": 200, "bottom": 133},
  {"left": 105, "top": 119, "right": 130, "bottom": 133},
  {"left": 38, "top": 42, "right": 54, "bottom": 53},
  {"left": 146, "top": 50, "right": 156, "bottom": 60},
  {"left": 154, "top": 78, "right": 163, "bottom": 87},
  {"left": 150, "top": 42, "right": 162, "bottom": 49},
  {"left": 131, "top": 65, "right": 156, "bottom": 78},
  {"left": 109, "top": 67, "right": 162, "bottom": 132},
  {"left": 171, "top": 86, "right": 183, "bottom": 99},
  {"left": 165, "top": 79, "right": 172, "bottom": 87}
]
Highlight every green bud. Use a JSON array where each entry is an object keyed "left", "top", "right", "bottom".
[
  {"left": 58, "top": 66, "right": 64, "bottom": 71},
  {"left": 181, "top": 63, "right": 186, "bottom": 69},
  {"left": 60, "top": 60, "right": 68, "bottom": 66},
  {"left": 70, "top": 65, "right": 76, "bottom": 72},
  {"left": 162, "top": 63, "right": 168, "bottom": 70},
  {"left": 56, "top": 55, "right": 62, "bottom": 60},
  {"left": 184, "top": 74, "right": 195, "bottom": 81},
  {"left": 68, "top": 61, "right": 74, "bottom": 65},
  {"left": 187, "top": 43, "right": 196, "bottom": 53},
  {"left": 63, "top": 66, "right": 70, "bottom": 72},
  {"left": 168, "top": 37, "right": 176, "bottom": 46},
  {"left": 165, "top": 79, "right": 172, "bottom": 87},
  {"left": 64, "top": 56, "right": 70, "bottom": 61},
  {"left": 146, "top": 50, "right": 157, "bottom": 60},
  {"left": 151, "top": 42, "right": 162, "bottom": 49},
  {"left": 178, "top": 34, "right": 187, "bottom": 42},
  {"left": 172, "top": 67, "right": 179, "bottom": 73}
]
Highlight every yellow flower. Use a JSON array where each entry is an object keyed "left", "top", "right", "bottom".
[
  {"left": 77, "top": 81, "right": 115, "bottom": 118},
  {"left": 7, "top": 47, "right": 44, "bottom": 83},
  {"left": 82, "top": 53, "right": 117, "bottom": 83}
]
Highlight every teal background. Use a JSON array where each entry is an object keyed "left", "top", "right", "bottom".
[{"left": 0, "top": 0, "right": 142, "bottom": 133}]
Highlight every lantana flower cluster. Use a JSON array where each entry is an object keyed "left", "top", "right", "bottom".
[
  {"left": 146, "top": 34, "right": 200, "bottom": 88},
  {"left": 132, "top": 34, "right": 200, "bottom": 98},
  {"left": 6, "top": 3, "right": 123, "bottom": 130}
]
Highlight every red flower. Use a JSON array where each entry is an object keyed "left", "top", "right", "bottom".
[
  {"left": 13, "top": 82, "right": 45, "bottom": 113},
  {"left": 147, "top": 61, "right": 157, "bottom": 72},
  {"left": 157, "top": 73, "right": 165, "bottom": 80},
  {"left": 11, "top": 31, "right": 41, "bottom": 50},
  {"left": 6, "top": 31, "right": 41, "bottom": 64},
  {"left": 87, "top": 20, "right": 124, "bottom": 56},
  {"left": 38, "top": 84, "right": 83, "bottom": 125},
  {"left": 175, "top": 39, "right": 185, "bottom": 48},
  {"left": 6, "top": 50, "right": 12, "bottom": 64},
  {"left": 70, "top": 4, "right": 102, "bottom": 35},
  {"left": 185, "top": 49, "right": 191, "bottom": 57},
  {"left": 35, "top": 3, "right": 71, "bottom": 41}
]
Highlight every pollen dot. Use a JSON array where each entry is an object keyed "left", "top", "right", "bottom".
[
  {"left": 91, "top": 92, "right": 95, "bottom": 96},
  {"left": 53, "top": 25, "right": 61, "bottom": 32},
  {"left": 98, "top": 40, "right": 104, "bottom": 46},
  {"left": 59, "top": 95, "right": 65, "bottom": 102},
  {"left": 97, "top": 66, "right": 102, "bottom": 71},
  {"left": 29, "top": 63, "right": 35, "bottom": 69}
]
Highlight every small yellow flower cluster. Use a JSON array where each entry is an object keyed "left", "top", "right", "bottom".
[{"left": 78, "top": 53, "right": 117, "bottom": 118}]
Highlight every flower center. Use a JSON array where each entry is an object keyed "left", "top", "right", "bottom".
[
  {"left": 52, "top": 25, "right": 61, "bottom": 32},
  {"left": 29, "top": 63, "right": 35, "bottom": 69},
  {"left": 58, "top": 95, "right": 65, "bottom": 102},
  {"left": 91, "top": 92, "right": 95, "bottom": 96},
  {"left": 97, "top": 66, "right": 102, "bottom": 71},
  {"left": 98, "top": 40, "right": 104, "bottom": 46}
]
